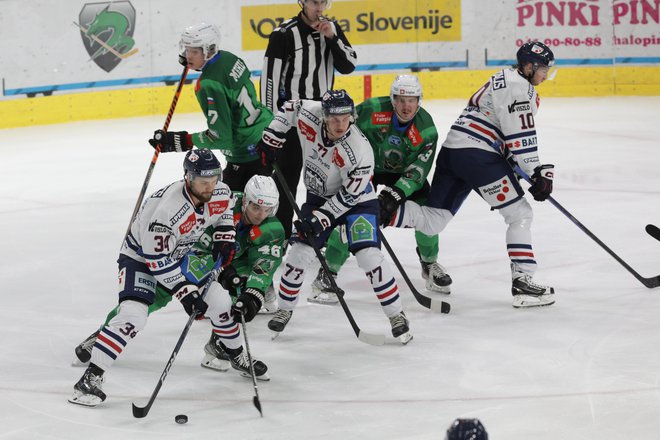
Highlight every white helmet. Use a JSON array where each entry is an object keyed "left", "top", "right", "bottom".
[
  {"left": 298, "top": 0, "right": 333, "bottom": 10},
  {"left": 389, "top": 74, "right": 423, "bottom": 107},
  {"left": 179, "top": 23, "right": 220, "bottom": 63},
  {"left": 243, "top": 175, "right": 279, "bottom": 217}
]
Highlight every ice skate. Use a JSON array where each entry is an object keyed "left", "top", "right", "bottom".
[
  {"left": 511, "top": 275, "right": 555, "bottom": 308},
  {"left": 268, "top": 309, "right": 293, "bottom": 337},
  {"left": 68, "top": 365, "right": 106, "bottom": 407},
  {"left": 418, "top": 250, "right": 452, "bottom": 294},
  {"left": 227, "top": 347, "right": 270, "bottom": 381},
  {"left": 308, "top": 268, "right": 339, "bottom": 305},
  {"left": 200, "top": 333, "right": 230, "bottom": 372},
  {"left": 258, "top": 285, "right": 278, "bottom": 314},
  {"left": 389, "top": 312, "right": 413, "bottom": 345},
  {"left": 72, "top": 329, "right": 100, "bottom": 366}
]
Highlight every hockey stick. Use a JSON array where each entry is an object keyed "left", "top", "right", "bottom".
[
  {"left": 492, "top": 141, "right": 660, "bottom": 289},
  {"left": 646, "top": 224, "right": 660, "bottom": 242},
  {"left": 73, "top": 22, "right": 139, "bottom": 60},
  {"left": 123, "top": 65, "right": 189, "bottom": 242},
  {"left": 271, "top": 163, "right": 386, "bottom": 346},
  {"left": 132, "top": 258, "right": 223, "bottom": 418},
  {"left": 235, "top": 296, "right": 263, "bottom": 417},
  {"left": 379, "top": 232, "right": 451, "bottom": 313}
]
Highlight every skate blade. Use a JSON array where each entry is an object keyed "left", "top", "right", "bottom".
[
  {"left": 200, "top": 354, "right": 230, "bottom": 372},
  {"left": 71, "top": 358, "right": 90, "bottom": 367},
  {"left": 271, "top": 331, "right": 282, "bottom": 341},
  {"left": 238, "top": 370, "right": 271, "bottom": 381},
  {"left": 307, "top": 296, "right": 339, "bottom": 305},
  {"left": 512, "top": 294, "right": 555, "bottom": 308},
  {"left": 68, "top": 391, "right": 102, "bottom": 407},
  {"left": 398, "top": 332, "right": 413, "bottom": 345},
  {"left": 258, "top": 303, "right": 278, "bottom": 315}
]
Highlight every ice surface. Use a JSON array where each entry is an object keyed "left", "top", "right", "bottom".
[{"left": 1, "top": 97, "right": 660, "bottom": 439}]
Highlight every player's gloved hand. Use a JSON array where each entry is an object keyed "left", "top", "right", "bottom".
[
  {"left": 529, "top": 164, "right": 554, "bottom": 201},
  {"left": 378, "top": 186, "right": 406, "bottom": 226},
  {"left": 218, "top": 265, "right": 243, "bottom": 293},
  {"left": 149, "top": 130, "right": 193, "bottom": 153},
  {"left": 231, "top": 288, "right": 264, "bottom": 323},
  {"left": 173, "top": 283, "right": 208, "bottom": 319},
  {"left": 294, "top": 209, "right": 333, "bottom": 238},
  {"left": 256, "top": 131, "right": 285, "bottom": 165},
  {"left": 178, "top": 53, "right": 187, "bottom": 67},
  {"left": 212, "top": 226, "right": 236, "bottom": 268}
]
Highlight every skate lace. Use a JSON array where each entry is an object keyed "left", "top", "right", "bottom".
[
  {"left": 86, "top": 372, "right": 104, "bottom": 389},
  {"left": 313, "top": 269, "right": 336, "bottom": 290},
  {"left": 520, "top": 275, "right": 550, "bottom": 290},
  {"left": 272, "top": 309, "right": 292, "bottom": 324},
  {"left": 428, "top": 263, "right": 448, "bottom": 277},
  {"left": 389, "top": 313, "right": 407, "bottom": 328},
  {"left": 232, "top": 351, "right": 250, "bottom": 369}
]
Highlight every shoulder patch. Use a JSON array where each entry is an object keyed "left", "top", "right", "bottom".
[{"left": 249, "top": 225, "right": 263, "bottom": 241}]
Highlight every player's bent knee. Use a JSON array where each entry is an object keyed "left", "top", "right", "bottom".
[
  {"left": 285, "top": 241, "right": 316, "bottom": 268},
  {"left": 108, "top": 300, "right": 149, "bottom": 333},
  {"left": 204, "top": 281, "right": 233, "bottom": 319},
  {"left": 500, "top": 198, "right": 533, "bottom": 227},
  {"left": 354, "top": 247, "right": 385, "bottom": 272}
]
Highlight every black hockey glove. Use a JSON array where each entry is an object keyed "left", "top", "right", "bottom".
[
  {"left": 528, "top": 164, "right": 554, "bottom": 201},
  {"left": 218, "top": 265, "right": 243, "bottom": 294},
  {"left": 173, "top": 283, "right": 208, "bottom": 319},
  {"left": 212, "top": 226, "right": 236, "bottom": 268},
  {"left": 256, "top": 131, "right": 285, "bottom": 165},
  {"left": 149, "top": 130, "right": 193, "bottom": 153},
  {"left": 178, "top": 53, "right": 187, "bottom": 67},
  {"left": 231, "top": 288, "right": 265, "bottom": 323},
  {"left": 295, "top": 209, "right": 333, "bottom": 238},
  {"left": 378, "top": 186, "right": 406, "bottom": 226}
]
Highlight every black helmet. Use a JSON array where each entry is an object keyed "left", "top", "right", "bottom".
[
  {"left": 517, "top": 41, "right": 555, "bottom": 68},
  {"left": 446, "top": 418, "right": 488, "bottom": 440},
  {"left": 183, "top": 148, "right": 222, "bottom": 179},
  {"left": 321, "top": 89, "right": 355, "bottom": 119}
]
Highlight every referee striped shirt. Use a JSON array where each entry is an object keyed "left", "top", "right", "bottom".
[{"left": 260, "top": 13, "right": 357, "bottom": 112}]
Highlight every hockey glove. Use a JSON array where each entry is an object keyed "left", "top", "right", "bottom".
[
  {"left": 149, "top": 130, "right": 193, "bottom": 153},
  {"left": 212, "top": 226, "right": 236, "bottom": 268},
  {"left": 529, "top": 164, "right": 554, "bottom": 201},
  {"left": 294, "top": 209, "right": 333, "bottom": 238},
  {"left": 173, "top": 283, "right": 208, "bottom": 319},
  {"left": 218, "top": 265, "right": 243, "bottom": 294},
  {"left": 231, "top": 287, "right": 265, "bottom": 323},
  {"left": 256, "top": 131, "right": 285, "bottom": 165},
  {"left": 378, "top": 186, "right": 406, "bottom": 226},
  {"left": 178, "top": 53, "right": 187, "bottom": 67}
]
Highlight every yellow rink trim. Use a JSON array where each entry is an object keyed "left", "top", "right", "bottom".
[{"left": 2, "top": 65, "right": 659, "bottom": 129}]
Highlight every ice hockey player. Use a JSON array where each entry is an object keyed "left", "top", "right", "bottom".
[
  {"left": 445, "top": 418, "right": 488, "bottom": 440},
  {"left": 149, "top": 23, "right": 273, "bottom": 191},
  {"left": 391, "top": 42, "right": 556, "bottom": 308},
  {"left": 309, "top": 75, "right": 451, "bottom": 305},
  {"left": 68, "top": 149, "right": 268, "bottom": 407},
  {"left": 257, "top": 89, "right": 413, "bottom": 344},
  {"left": 72, "top": 175, "right": 283, "bottom": 376}
]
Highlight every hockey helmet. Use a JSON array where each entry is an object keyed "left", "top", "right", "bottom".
[
  {"left": 180, "top": 23, "right": 220, "bottom": 62},
  {"left": 517, "top": 41, "right": 555, "bottom": 68},
  {"left": 321, "top": 89, "right": 356, "bottom": 121},
  {"left": 445, "top": 418, "right": 488, "bottom": 440},
  {"left": 183, "top": 148, "right": 222, "bottom": 180},
  {"left": 298, "top": 0, "right": 333, "bottom": 11},
  {"left": 389, "top": 74, "right": 423, "bottom": 105},
  {"left": 242, "top": 175, "right": 279, "bottom": 217}
]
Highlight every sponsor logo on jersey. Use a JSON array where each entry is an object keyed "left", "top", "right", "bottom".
[
  {"left": 300, "top": 108, "right": 321, "bottom": 125},
  {"left": 372, "top": 111, "right": 393, "bottom": 125},
  {"left": 479, "top": 178, "right": 515, "bottom": 205},
  {"left": 208, "top": 199, "right": 229, "bottom": 215},
  {"left": 298, "top": 120, "right": 317, "bottom": 142},
  {"left": 406, "top": 124, "right": 422, "bottom": 146},
  {"left": 179, "top": 213, "right": 197, "bottom": 234},
  {"left": 305, "top": 163, "right": 328, "bottom": 195},
  {"left": 348, "top": 215, "right": 375, "bottom": 244},
  {"left": 148, "top": 221, "right": 172, "bottom": 233},
  {"left": 388, "top": 135, "right": 402, "bottom": 146},
  {"left": 507, "top": 100, "right": 531, "bottom": 113},
  {"left": 136, "top": 273, "right": 156, "bottom": 291},
  {"left": 170, "top": 204, "right": 191, "bottom": 226},
  {"left": 332, "top": 147, "right": 346, "bottom": 168},
  {"left": 492, "top": 71, "right": 506, "bottom": 90},
  {"left": 249, "top": 225, "right": 263, "bottom": 240}
]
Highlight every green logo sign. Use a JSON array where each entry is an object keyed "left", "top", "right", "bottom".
[{"left": 350, "top": 216, "right": 374, "bottom": 243}]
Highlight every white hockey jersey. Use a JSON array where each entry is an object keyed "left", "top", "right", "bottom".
[
  {"left": 121, "top": 180, "right": 234, "bottom": 291},
  {"left": 443, "top": 67, "right": 543, "bottom": 176},
  {"left": 265, "top": 99, "right": 376, "bottom": 220}
]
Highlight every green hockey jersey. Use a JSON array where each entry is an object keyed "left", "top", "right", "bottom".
[
  {"left": 355, "top": 96, "right": 438, "bottom": 197},
  {"left": 191, "top": 51, "right": 274, "bottom": 164}
]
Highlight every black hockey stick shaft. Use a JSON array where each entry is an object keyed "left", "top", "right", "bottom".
[
  {"left": 495, "top": 145, "right": 660, "bottom": 289},
  {"left": 123, "top": 66, "right": 190, "bottom": 241},
  {"left": 132, "top": 258, "right": 223, "bottom": 418},
  {"left": 236, "top": 301, "right": 263, "bottom": 417},
  {"left": 646, "top": 224, "right": 660, "bottom": 242},
  {"left": 272, "top": 163, "right": 385, "bottom": 345},
  {"left": 379, "top": 232, "right": 450, "bottom": 313}
]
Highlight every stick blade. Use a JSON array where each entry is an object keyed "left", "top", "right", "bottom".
[
  {"left": 132, "top": 402, "right": 149, "bottom": 418},
  {"left": 646, "top": 224, "right": 660, "bottom": 242},
  {"left": 431, "top": 300, "right": 451, "bottom": 314},
  {"left": 253, "top": 396, "right": 263, "bottom": 417},
  {"left": 357, "top": 331, "right": 386, "bottom": 346}
]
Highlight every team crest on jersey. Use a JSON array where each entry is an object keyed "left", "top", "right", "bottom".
[
  {"left": 332, "top": 148, "right": 345, "bottom": 168},
  {"left": 383, "top": 149, "right": 404, "bottom": 171},
  {"left": 372, "top": 111, "right": 393, "bottom": 125},
  {"left": 388, "top": 135, "right": 401, "bottom": 146},
  {"left": 179, "top": 213, "right": 197, "bottom": 234},
  {"left": 298, "top": 120, "right": 317, "bottom": 142},
  {"left": 208, "top": 199, "right": 229, "bottom": 215}
]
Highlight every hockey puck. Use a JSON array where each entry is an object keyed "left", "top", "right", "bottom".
[{"left": 175, "top": 414, "right": 188, "bottom": 424}]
